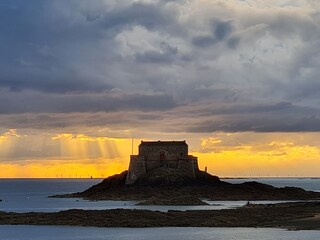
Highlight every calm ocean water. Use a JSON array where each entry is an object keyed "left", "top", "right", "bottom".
[
  {"left": 0, "top": 226, "right": 320, "bottom": 240},
  {"left": 0, "top": 178, "right": 319, "bottom": 239}
]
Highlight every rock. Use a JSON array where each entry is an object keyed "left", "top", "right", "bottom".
[
  {"left": 52, "top": 167, "right": 320, "bottom": 204},
  {"left": 1, "top": 202, "right": 320, "bottom": 229},
  {"left": 137, "top": 195, "right": 208, "bottom": 206},
  {"left": 134, "top": 167, "right": 220, "bottom": 187}
]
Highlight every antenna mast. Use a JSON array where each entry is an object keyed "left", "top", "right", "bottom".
[{"left": 131, "top": 137, "right": 134, "bottom": 155}]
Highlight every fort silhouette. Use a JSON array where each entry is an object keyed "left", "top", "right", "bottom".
[{"left": 126, "top": 140, "right": 199, "bottom": 184}]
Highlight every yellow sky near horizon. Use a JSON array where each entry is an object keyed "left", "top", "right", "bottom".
[
  {"left": 1, "top": 0, "right": 320, "bottom": 179},
  {"left": 1, "top": 129, "right": 320, "bottom": 178}
]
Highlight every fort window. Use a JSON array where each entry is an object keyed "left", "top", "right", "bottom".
[{"left": 159, "top": 151, "right": 165, "bottom": 160}]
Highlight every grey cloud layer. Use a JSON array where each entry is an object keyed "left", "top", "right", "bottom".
[
  {"left": 0, "top": 91, "right": 175, "bottom": 113},
  {"left": 1, "top": 0, "right": 320, "bottom": 132},
  {"left": 2, "top": 101, "right": 320, "bottom": 133}
]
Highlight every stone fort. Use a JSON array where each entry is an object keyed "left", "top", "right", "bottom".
[{"left": 126, "top": 140, "right": 199, "bottom": 184}]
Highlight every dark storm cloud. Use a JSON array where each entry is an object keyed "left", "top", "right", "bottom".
[
  {"left": 185, "top": 102, "right": 320, "bottom": 133},
  {"left": 214, "top": 21, "right": 233, "bottom": 40},
  {"left": 192, "top": 20, "right": 234, "bottom": 48},
  {"left": 193, "top": 102, "right": 294, "bottom": 116},
  {"left": 0, "top": 0, "right": 320, "bottom": 133},
  {"left": 0, "top": 111, "right": 168, "bottom": 130},
  {"left": 0, "top": 0, "right": 108, "bottom": 93},
  {"left": 192, "top": 36, "right": 218, "bottom": 48},
  {"left": 0, "top": 0, "right": 177, "bottom": 93},
  {"left": 0, "top": 71, "right": 113, "bottom": 93},
  {"left": 0, "top": 91, "right": 176, "bottom": 114},
  {"left": 187, "top": 115, "right": 320, "bottom": 133},
  {"left": 227, "top": 37, "right": 240, "bottom": 49},
  {"left": 2, "top": 98, "right": 320, "bottom": 135}
]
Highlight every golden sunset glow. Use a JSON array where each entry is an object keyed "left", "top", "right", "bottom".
[
  {"left": 0, "top": 130, "right": 131, "bottom": 178},
  {"left": 51, "top": 133, "right": 129, "bottom": 160},
  {"left": 0, "top": 160, "right": 127, "bottom": 178},
  {"left": 194, "top": 132, "right": 320, "bottom": 177},
  {"left": 1, "top": 129, "right": 320, "bottom": 178},
  {"left": 195, "top": 145, "right": 320, "bottom": 177}
]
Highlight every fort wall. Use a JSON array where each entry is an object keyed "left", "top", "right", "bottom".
[
  {"left": 126, "top": 141, "right": 199, "bottom": 184},
  {"left": 126, "top": 155, "right": 146, "bottom": 185}
]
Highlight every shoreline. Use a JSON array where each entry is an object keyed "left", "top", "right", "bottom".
[{"left": 0, "top": 202, "right": 319, "bottom": 230}]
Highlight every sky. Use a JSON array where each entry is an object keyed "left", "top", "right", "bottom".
[{"left": 1, "top": 0, "right": 320, "bottom": 178}]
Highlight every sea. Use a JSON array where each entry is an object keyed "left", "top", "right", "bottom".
[{"left": 0, "top": 178, "right": 319, "bottom": 240}]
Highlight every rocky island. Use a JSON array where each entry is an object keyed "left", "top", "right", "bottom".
[{"left": 53, "top": 141, "right": 320, "bottom": 205}]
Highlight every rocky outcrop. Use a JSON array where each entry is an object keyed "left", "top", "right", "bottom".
[
  {"left": 134, "top": 167, "right": 220, "bottom": 187},
  {"left": 52, "top": 168, "right": 320, "bottom": 205},
  {"left": 1, "top": 202, "right": 320, "bottom": 230},
  {"left": 136, "top": 195, "right": 208, "bottom": 206}
]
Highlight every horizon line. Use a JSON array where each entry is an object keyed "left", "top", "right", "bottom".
[{"left": 0, "top": 176, "right": 319, "bottom": 180}]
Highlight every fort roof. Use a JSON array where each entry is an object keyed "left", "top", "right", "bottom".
[{"left": 140, "top": 140, "right": 187, "bottom": 146}]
